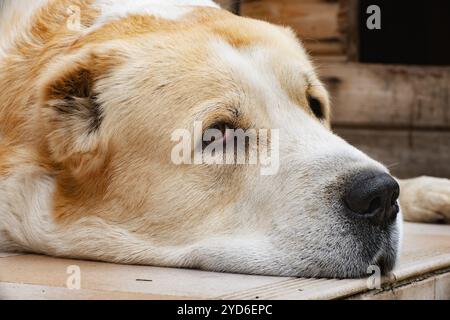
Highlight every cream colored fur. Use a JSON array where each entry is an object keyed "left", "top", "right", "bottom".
[{"left": 0, "top": 0, "right": 449, "bottom": 278}]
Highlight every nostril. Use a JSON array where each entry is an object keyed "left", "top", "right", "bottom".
[
  {"left": 344, "top": 171, "right": 400, "bottom": 226},
  {"left": 366, "top": 197, "right": 382, "bottom": 215}
]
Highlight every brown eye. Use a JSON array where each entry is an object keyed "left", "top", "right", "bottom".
[
  {"left": 307, "top": 94, "right": 324, "bottom": 119},
  {"left": 203, "top": 121, "right": 235, "bottom": 148}
]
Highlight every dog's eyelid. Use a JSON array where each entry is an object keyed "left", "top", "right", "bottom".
[
  {"left": 201, "top": 120, "right": 236, "bottom": 149},
  {"left": 208, "top": 120, "right": 236, "bottom": 132},
  {"left": 201, "top": 105, "right": 241, "bottom": 130}
]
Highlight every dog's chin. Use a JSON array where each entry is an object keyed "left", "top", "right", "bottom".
[
  {"left": 165, "top": 210, "right": 402, "bottom": 279},
  {"left": 308, "top": 220, "right": 401, "bottom": 279},
  {"left": 332, "top": 244, "right": 399, "bottom": 279}
]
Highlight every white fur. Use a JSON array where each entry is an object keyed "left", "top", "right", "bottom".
[
  {"left": 0, "top": 0, "right": 48, "bottom": 57},
  {"left": 0, "top": 0, "right": 219, "bottom": 57},
  {"left": 92, "top": 0, "right": 219, "bottom": 27},
  {"left": 0, "top": 0, "right": 404, "bottom": 278},
  {"left": 0, "top": 160, "right": 55, "bottom": 253}
]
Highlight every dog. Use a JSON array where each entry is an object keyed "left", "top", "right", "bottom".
[{"left": 1, "top": 0, "right": 449, "bottom": 278}]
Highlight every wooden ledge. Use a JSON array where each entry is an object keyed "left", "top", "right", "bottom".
[{"left": 1, "top": 222, "right": 449, "bottom": 300}]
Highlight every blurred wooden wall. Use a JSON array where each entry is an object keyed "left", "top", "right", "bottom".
[
  {"left": 241, "top": 0, "right": 345, "bottom": 57},
  {"left": 221, "top": 0, "right": 450, "bottom": 178}
]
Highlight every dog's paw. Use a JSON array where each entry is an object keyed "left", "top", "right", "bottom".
[{"left": 399, "top": 176, "right": 450, "bottom": 223}]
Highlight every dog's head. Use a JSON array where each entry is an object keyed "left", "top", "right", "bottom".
[{"left": 37, "top": 6, "right": 401, "bottom": 278}]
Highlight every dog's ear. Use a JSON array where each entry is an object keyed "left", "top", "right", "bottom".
[{"left": 40, "top": 53, "right": 116, "bottom": 178}]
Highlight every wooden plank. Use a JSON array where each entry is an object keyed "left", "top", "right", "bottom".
[
  {"left": 304, "top": 39, "right": 345, "bottom": 56},
  {"left": 338, "top": 0, "right": 359, "bottom": 61},
  {"left": 435, "top": 273, "right": 450, "bottom": 299},
  {"left": 0, "top": 282, "right": 195, "bottom": 300},
  {"left": 1, "top": 223, "right": 450, "bottom": 300},
  {"left": 352, "top": 274, "right": 446, "bottom": 300},
  {"left": 319, "top": 62, "right": 450, "bottom": 129},
  {"left": 241, "top": 0, "right": 345, "bottom": 57},
  {"left": 334, "top": 128, "right": 450, "bottom": 179},
  {"left": 241, "top": 0, "right": 340, "bottom": 39},
  {"left": 352, "top": 268, "right": 450, "bottom": 300},
  {"left": 0, "top": 255, "right": 290, "bottom": 299}
]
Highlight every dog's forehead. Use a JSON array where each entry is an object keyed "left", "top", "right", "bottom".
[
  {"left": 83, "top": 4, "right": 327, "bottom": 127},
  {"left": 210, "top": 40, "right": 314, "bottom": 91},
  {"left": 207, "top": 39, "right": 321, "bottom": 120}
]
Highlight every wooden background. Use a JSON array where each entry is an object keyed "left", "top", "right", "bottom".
[{"left": 220, "top": 0, "right": 450, "bottom": 178}]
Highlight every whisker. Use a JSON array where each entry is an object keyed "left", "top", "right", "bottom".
[{"left": 386, "top": 162, "right": 400, "bottom": 169}]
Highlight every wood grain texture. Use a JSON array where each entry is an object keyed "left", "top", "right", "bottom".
[
  {"left": 0, "top": 282, "right": 195, "bottom": 300},
  {"left": 241, "top": 0, "right": 345, "bottom": 56},
  {"left": 338, "top": 0, "right": 359, "bottom": 61},
  {"left": 318, "top": 62, "right": 450, "bottom": 178},
  {"left": 0, "top": 254, "right": 289, "bottom": 299},
  {"left": 353, "top": 272, "right": 450, "bottom": 300},
  {"left": 319, "top": 62, "right": 450, "bottom": 129},
  {"left": 335, "top": 128, "right": 450, "bottom": 178}
]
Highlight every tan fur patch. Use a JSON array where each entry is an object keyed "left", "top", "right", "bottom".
[{"left": 0, "top": 0, "right": 329, "bottom": 236}]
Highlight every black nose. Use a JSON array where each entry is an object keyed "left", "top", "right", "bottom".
[{"left": 344, "top": 171, "right": 400, "bottom": 226}]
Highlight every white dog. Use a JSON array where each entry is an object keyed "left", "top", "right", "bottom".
[{"left": 1, "top": 0, "right": 449, "bottom": 278}]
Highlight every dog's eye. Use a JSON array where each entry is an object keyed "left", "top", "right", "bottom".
[
  {"left": 203, "top": 121, "right": 235, "bottom": 148},
  {"left": 307, "top": 94, "right": 324, "bottom": 119}
]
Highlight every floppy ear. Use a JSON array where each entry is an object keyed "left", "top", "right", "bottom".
[{"left": 41, "top": 54, "right": 113, "bottom": 178}]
